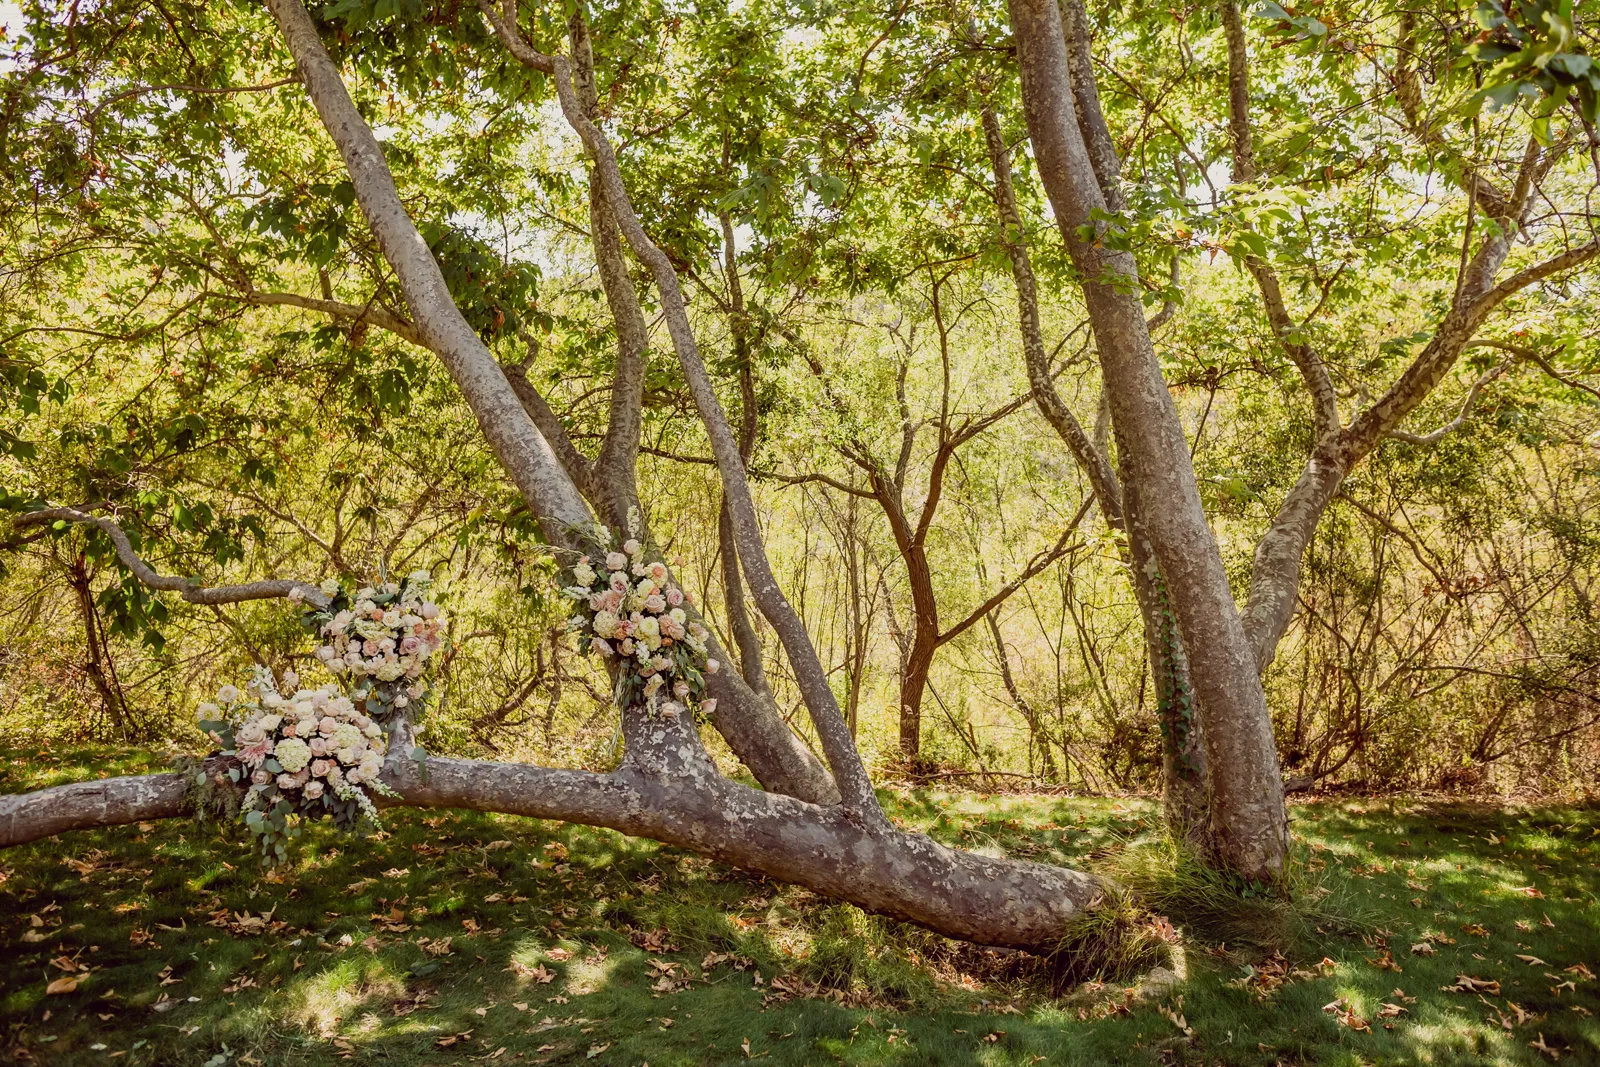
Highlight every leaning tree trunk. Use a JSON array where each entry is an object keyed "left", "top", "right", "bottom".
[
  {"left": 1007, "top": 0, "right": 1288, "bottom": 879},
  {"left": 0, "top": 0, "right": 1114, "bottom": 957},
  {"left": 0, "top": 706, "right": 1105, "bottom": 952},
  {"left": 117, "top": 0, "right": 1125, "bottom": 955}
]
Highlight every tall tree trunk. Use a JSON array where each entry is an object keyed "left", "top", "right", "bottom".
[
  {"left": 978, "top": 101, "right": 1209, "bottom": 849},
  {"left": 67, "top": 553, "right": 133, "bottom": 738},
  {"left": 1008, "top": 0, "right": 1288, "bottom": 878}
]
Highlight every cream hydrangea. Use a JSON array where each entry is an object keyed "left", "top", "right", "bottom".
[{"left": 275, "top": 737, "right": 311, "bottom": 773}]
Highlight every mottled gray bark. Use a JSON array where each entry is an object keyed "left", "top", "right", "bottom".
[
  {"left": 0, "top": 710, "right": 1103, "bottom": 951},
  {"left": 16, "top": 508, "right": 330, "bottom": 608},
  {"left": 1009, "top": 0, "right": 1288, "bottom": 878},
  {"left": 979, "top": 102, "right": 1209, "bottom": 849}
]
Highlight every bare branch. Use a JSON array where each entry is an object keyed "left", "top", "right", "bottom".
[
  {"left": 1469, "top": 339, "right": 1600, "bottom": 403},
  {"left": 937, "top": 498, "right": 1091, "bottom": 645},
  {"left": 1468, "top": 241, "right": 1600, "bottom": 322},
  {"left": 86, "top": 76, "right": 301, "bottom": 121},
  {"left": 14, "top": 508, "right": 329, "bottom": 607},
  {"left": 217, "top": 290, "right": 425, "bottom": 347},
  {"left": 1383, "top": 362, "right": 1508, "bottom": 445}
]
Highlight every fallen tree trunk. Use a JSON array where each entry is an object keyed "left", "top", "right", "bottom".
[{"left": 0, "top": 714, "right": 1104, "bottom": 952}]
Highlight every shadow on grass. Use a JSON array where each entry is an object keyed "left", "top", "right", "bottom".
[{"left": 2, "top": 752, "right": 1599, "bottom": 1065}]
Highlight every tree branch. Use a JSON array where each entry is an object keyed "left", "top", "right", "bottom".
[
  {"left": 218, "top": 290, "right": 425, "bottom": 347},
  {"left": 1468, "top": 241, "right": 1600, "bottom": 323},
  {"left": 937, "top": 499, "right": 1091, "bottom": 645},
  {"left": 1219, "top": 0, "right": 1340, "bottom": 440},
  {"left": 14, "top": 508, "right": 329, "bottom": 607},
  {"left": 1383, "top": 361, "right": 1508, "bottom": 445},
  {"left": 0, "top": 719, "right": 1105, "bottom": 952},
  {"left": 267, "top": 0, "right": 593, "bottom": 545},
  {"left": 1469, "top": 339, "right": 1600, "bottom": 403}
]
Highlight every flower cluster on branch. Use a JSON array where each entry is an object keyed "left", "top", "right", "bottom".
[
  {"left": 303, "top": 571, "right": 446, "bottom": 724},
  {"left": 197, "top": 669, "right": 396, "bottom": 865}
]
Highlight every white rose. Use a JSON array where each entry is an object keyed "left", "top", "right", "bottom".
[{"left": 303, "top": 780, "right": 324, "bottom": 800}]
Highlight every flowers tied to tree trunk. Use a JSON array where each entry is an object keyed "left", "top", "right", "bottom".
[
  {"left": 196, "top": 669, "right": 397, "bottom": 866},
  {"left": 563, "top": 512, "right": 720, "bottom": 719}
]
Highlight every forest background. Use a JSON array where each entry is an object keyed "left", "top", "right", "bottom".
[{"left": 0, "top": 0, "right": 1597, "bottom": 804}]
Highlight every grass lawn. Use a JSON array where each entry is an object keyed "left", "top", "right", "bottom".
[{"left": 2, "top": 747, "right": 1598, "bottom": 1066}]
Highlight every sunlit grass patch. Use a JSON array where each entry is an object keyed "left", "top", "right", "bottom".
[{"left": 3, "top": 753, "right": 1599, "bottom": 1065}]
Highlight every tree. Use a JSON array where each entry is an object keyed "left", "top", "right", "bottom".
[
  {"left": 1007, "top": 0, "right": 1290, "bottom": 878},
  {"left": 0, "top": 0, "right": 1109, "bottom": 953}
]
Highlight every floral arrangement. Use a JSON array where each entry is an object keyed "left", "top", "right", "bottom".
[
  {"left": 300, "top": 570, "right": 446, "bottom": 726},
  {"left": 196, "top": 668, "right": 395, "bottom": 865},
  {"left": 561, "top": 520, "right": 719, "bottom": 716}
]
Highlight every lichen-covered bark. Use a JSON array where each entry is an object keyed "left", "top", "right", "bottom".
[{"left": 0, "top": 716, "right": 1102, "bottom": 951}]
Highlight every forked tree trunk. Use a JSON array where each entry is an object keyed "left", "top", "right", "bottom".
[
  {"left": 978, "top": 102, "right": 1209, "bottom": 849},
  {"left": 11, "top": 0, "right": 1111, "bottom": 955},
  {"left": 1007, "top": 0, "right": 1288, "bottom": 879}
]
